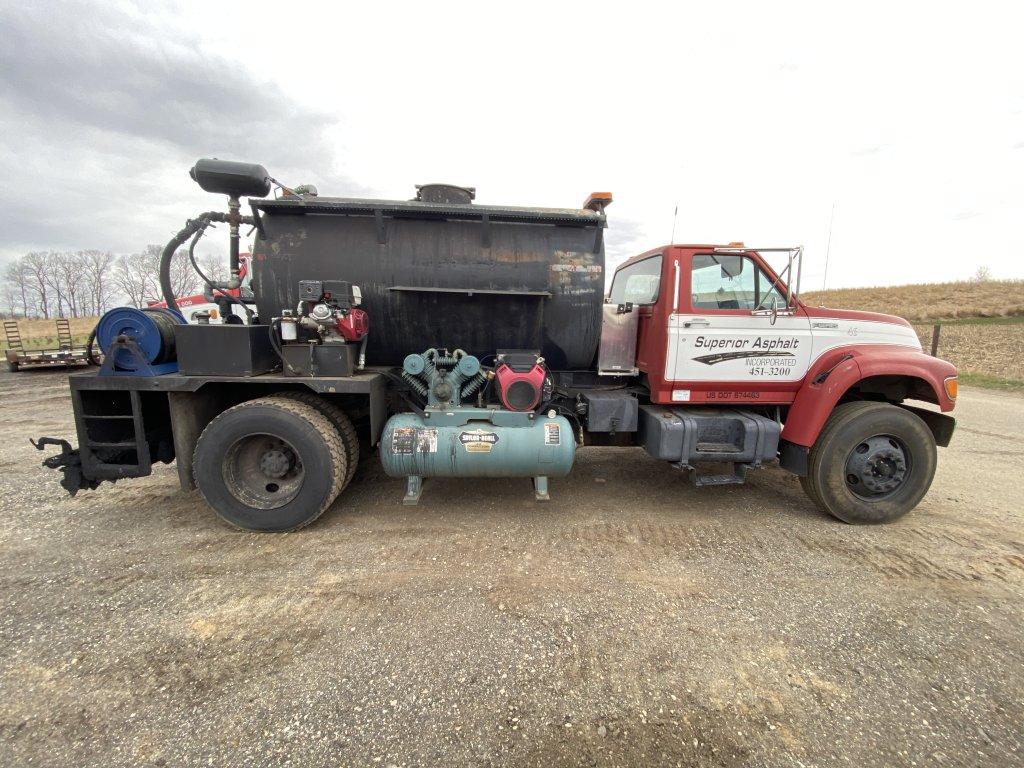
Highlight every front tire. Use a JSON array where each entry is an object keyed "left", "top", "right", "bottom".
[
  {"left": 803, "top": 401, "right": 937, "bottom": 524},
  {"left": 193, "top": 396, "right": 347, "bottom": 532}
]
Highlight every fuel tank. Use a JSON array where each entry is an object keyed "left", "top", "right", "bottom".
[{"left": 249, "top": 192, "right": 606, "bottom": 369}]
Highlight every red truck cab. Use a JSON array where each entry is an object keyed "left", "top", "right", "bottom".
[{"left": 606, "top": 244, "right": 957, "bottom": 524}]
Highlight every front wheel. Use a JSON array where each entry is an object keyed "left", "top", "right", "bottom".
[{"left": 803, "top": 401, "right": 937, "bottom": 524}]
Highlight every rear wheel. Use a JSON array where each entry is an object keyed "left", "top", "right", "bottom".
[
  {"left": 273, "top": 391, "right": 360, "bottom": 489},
  {"left": 803, "top": 401, "right": 936, "bottom": 524},
  {"left": 193, "top": 396, "right": 346, "bottom": 532},
  {"left": 7, "top": 361, "right": 18, "bottom": 372}
]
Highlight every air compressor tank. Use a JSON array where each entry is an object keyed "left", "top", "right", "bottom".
[
  {"left": 249, "top": 190, "right": 607, "bottom": 370},
  {"left": 379, "top": 412, "right": 575, "bottom": 503}
]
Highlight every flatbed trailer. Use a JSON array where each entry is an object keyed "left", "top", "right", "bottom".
[{"left": 4, "top": 319, "right": 92, "bottom": 372}]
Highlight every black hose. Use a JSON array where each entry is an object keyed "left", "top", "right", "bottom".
[
  {"left": 267, "top": 319, "right": 294, "bottom": 375},
  {"left": 85, "top": 324, "right": 100, "bottom": 365},
  {"left": 160, "top": 212, "right": 219, "bottom": 313},
  {"left": 159, "top": 210, "right": 253, "bottom": 313},
  {"left": 187, "top": 225, "right": 254, "bottom": 323},
  {"left": 140, "top": 308, "right": 181, "bottom": 364}
]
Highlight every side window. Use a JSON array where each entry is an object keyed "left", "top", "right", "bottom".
[
  {"left": 609, "top": 255, "right": 663, "bottom": 305},
  {"left": 690, "top": 254, "right": 785, "bottom": 311}
]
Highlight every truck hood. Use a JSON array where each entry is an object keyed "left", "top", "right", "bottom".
[{"left": 802, "top": 305, "right": 914, "bottom": 329}]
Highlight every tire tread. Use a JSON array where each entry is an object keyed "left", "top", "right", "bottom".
[{"left": 193, "top": 395, "right": 347, "bottom": 531}]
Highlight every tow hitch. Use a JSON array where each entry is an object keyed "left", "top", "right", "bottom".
[{"left": 30, "top": 437, "right": 99, "bottom": 496}]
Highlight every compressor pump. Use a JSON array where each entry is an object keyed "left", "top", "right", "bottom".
[{"left": 380, "top": 346, "right": 575, "bottom": 504}]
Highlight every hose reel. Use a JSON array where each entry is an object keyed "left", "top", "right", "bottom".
[{"left": 95, "top": 307, "right": 185, "bottom": 376}]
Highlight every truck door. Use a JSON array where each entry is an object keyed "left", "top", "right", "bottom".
[{"left": 666, "top": 252, "right": 811, "bottom": 398}]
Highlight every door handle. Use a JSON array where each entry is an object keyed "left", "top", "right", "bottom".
[{"left": 683, "top": 318, "right": 711, "bottom": 328}]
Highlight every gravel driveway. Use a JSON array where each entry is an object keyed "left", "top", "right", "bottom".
[{"left": 1, "top": 368, "right": 1021, "bottom": 767}]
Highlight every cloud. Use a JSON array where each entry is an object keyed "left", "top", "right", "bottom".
[
  {"left": 0, "top": 1, "right": 361, "bottom": 260},
  {"left": 603, "top": 216, "right": 648, "bottom": 274},
  {"left": 850, "top": 144, "right": 888, "bottom": 157}
]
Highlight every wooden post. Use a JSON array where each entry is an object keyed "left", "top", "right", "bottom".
[{"left": 930, "top": 324, "right": 941, "bottom": 357}]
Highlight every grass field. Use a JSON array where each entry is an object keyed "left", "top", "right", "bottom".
[
  {"left": 801, "top": 279, "right": 1023, "bottom": 323},
  {"left": 803, "top": 280, "right": 1023, "bottom": 388}
]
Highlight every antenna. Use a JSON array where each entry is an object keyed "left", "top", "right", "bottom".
[
  {"left": 821, "top": 201, "right": 836, "bottom": 291},
  {"left": 670, "top": 204, "right": 679, "bottom": 245}
]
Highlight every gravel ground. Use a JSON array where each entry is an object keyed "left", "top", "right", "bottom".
[{"left": 1, "top": 368, "right": 1022, "bottom": 767}]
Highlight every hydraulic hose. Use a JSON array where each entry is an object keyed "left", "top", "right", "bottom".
[
  {"left": 85, "top": 324, "right": 100, "bottom": 365},
  {"left": 159, "top": 210, "right": 254, "bottom": 313},
  {"left": 186, "top": 225, "right": 254, "bottom": 323}
]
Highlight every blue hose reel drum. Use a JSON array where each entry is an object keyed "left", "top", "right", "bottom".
[{"left": 95, "top": 307, "right": 185, "bottom": 375}]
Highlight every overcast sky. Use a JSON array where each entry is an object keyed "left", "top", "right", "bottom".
[{"left": 1, "top": 1, "right": 1022, "bottom": 290}]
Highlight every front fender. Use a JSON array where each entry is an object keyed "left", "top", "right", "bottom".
[{"left": 781, "top": 345, "right": 956, "bottom": 448}]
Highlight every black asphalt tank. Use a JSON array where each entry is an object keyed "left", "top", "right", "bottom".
[{"left": 249, "top": 194, "right": 606, "bottom": 370}]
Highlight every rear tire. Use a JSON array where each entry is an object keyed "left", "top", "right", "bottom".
[
  {"left": 273, "top": 391, "right": 360, "bottom": 489},
  {"left": 193, "top": 396, "right": 347, "bottom": 532},
  {"left": 804, "top": 401, "right": 936, "bottom": 524},
  {"left": 7, "top": 361, "right": 18, "bottom": 372}
]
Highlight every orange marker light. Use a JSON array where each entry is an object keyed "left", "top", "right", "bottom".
[
  {"left": 583, "top": 192, "right": 613, "bottom": 212},
  {"left": 944, "top": 376, "right": 958, "bottom": 400}
]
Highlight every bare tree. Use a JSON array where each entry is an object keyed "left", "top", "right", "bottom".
[
  {"left": 168, "top": 248, "right": 200, "bottom": 299},
  {"left": 115, "top": 252, "right": 159, "bottom": 308},
  {"left": 22, "top": 252, "right": 51, "bottom": 318},
  {"left": 1, "top": 282, "right": 19, "bottom": 318},
  {"left": 3, "top": 259, "right": 31, "bottom": 316},
  {"left": 49, "top": 251, "right": 88, "bottom": 317},
  {"left": 80, "top": 250, "right": 116, "bottom": 315},
  {"left": 197, "top": 252, "right": 229, "bottom": 285}
]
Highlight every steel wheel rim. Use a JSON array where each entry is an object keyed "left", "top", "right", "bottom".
[
  {"left": 844, "top": 433, "right": 911, "bottom": 500},
  {"left": 222, "top": 433, "right": 304, "bottom": 510}
]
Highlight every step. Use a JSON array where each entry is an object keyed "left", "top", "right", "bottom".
[
  {"left": 694, "top": 473, "right": 745, "bottom": 487},
  {"left": 695, "top": 441, "right": 742, "bottom": 454}
]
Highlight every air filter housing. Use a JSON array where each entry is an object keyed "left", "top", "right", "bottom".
[{"left": 495, "top": 350, "right": 546, "bottom": 411}]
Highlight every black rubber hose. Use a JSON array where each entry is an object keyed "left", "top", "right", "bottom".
[
  {"left": 159, "top": 211, "right": 254, "bottom": 313},
  {"left": 267, "top": 318, "right": 293, "bottom": 374},
  {"left": 140, "top": 308, "right": 180, "bottom": 364},
  {"left": 160, "top": 212, "right": 219, "bottom": 313},
  {"left": 85, "top": 324, "right": 100, "bottom": 365},
  {"left": 187, "top": 225, "right": 254, "bottom": 323}
]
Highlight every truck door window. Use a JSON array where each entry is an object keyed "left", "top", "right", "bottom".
[
  {"left": 609, "top": 255, "right": 663, "bottom": 305},
  {"left": 690, "top": 254, "right": 784, "bottom": 311}
]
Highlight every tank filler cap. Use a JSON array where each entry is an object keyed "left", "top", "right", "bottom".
[{"left": 415, "top": 183, "right": 476, "bottom": 205}]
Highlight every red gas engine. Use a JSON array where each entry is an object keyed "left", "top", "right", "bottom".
[
  {"left": 335, "top": 309, "right": 369, "bottom": 342},
  {"left": 495, "top": 351, "right": 548, "bottom": 411}
]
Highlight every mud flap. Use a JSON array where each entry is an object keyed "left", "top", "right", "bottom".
[{"left": 30, "top": 437, "right": 102, "bottom": 496}]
